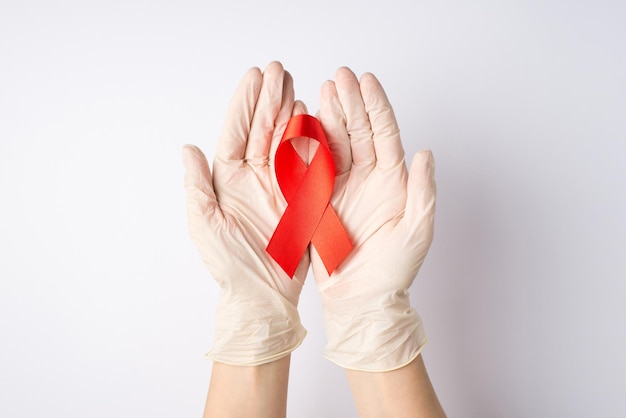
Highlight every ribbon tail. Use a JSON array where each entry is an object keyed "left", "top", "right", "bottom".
[
  {"left": 267, "top": 231, "right": 306, "bottom": 278},
  {"left": 311, "top": 206, "right": 353, "bottom": 275}
]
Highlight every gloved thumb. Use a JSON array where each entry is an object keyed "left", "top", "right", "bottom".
[
  {"left": 402, "top": 149, "right": 436, "bottom": 242},
  {"left": 182, "top": 144, "right": 222, "bottom": 226}
]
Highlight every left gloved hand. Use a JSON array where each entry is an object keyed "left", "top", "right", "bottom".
[{"left": 183, "top": 62, "right": 309, "bottom": 366}]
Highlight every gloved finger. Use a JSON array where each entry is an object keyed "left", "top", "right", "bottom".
[
  {"left": 245, "top": 61, "right": 288, "bottom": 164},
  {"left": 183, "top": 144, "right": 223, "bottom": 226},
  {"left": 216, "top": 67, "right": 263, "bottom": 162},
  {"left": 360, "top": 73, "right": 405, "bottom": 170},
  {"left": 402, "top": 149, "right": 436, "bottom": 242},
  {"left": 334, "top": 67, "right": 376, "bottom": 166},
  {"left": 289, "top": 100, "right": 311, "bottom": 165},
  {"left": 269, "top": 70, "right": 296, "bottom": 162},
  {"left": 319, "top": 80, "right": 351, "bottom": 175}
]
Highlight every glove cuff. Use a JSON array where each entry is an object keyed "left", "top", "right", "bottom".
[
  {"left": 206, "top": 286, "right": 306, "bottom": 366},
  {"left": 322, "top": 295, "right": 426, "bottom": 372}
]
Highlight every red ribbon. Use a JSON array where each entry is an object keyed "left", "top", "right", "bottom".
[{"left": 267, "top": 114, "right": 353, "bottom": 278}]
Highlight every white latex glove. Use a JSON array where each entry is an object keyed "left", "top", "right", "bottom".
[
  {"left": 183, "top": 62, "right": 308, "bottom": 366},
  {"left": 313, "top": 67, "right": 436, "bottom": 372}
]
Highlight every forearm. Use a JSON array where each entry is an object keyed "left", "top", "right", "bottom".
[
  {"left": 345, "top": 354, "right": 446, "bottom": 418},
  {"left": 203, "top": 355, "right": 291, "bottom": 418}
]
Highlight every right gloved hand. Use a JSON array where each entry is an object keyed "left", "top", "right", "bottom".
[
  {"left": 182, "top": 62, "right": 308, "bottom": 366},
  {"left": 312, "top": 67, "right": 437, "bottom": 372}
]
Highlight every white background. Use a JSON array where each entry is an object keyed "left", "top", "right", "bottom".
[{"left": 1, "top": 0, "right": 625, "bottom": 417}]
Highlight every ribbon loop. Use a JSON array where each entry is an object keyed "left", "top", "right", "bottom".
[{"left": 267, "top": 114, "right": 353, "bottom": 278}]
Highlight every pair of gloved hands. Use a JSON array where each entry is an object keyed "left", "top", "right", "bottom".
[{"left": 183, "top": 62, "right": 436, "bottom": 372}]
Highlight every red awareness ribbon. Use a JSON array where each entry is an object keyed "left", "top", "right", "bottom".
[{"left": 267, "top": 114, "right": 353, "bottom": 278}]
